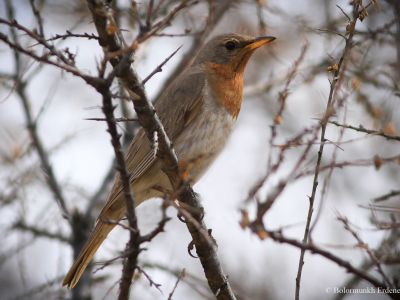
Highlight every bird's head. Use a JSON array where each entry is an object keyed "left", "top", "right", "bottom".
[{"left": 194, "top": 33, "right": 276, "bottom": 76}]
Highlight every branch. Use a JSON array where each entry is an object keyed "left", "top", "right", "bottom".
[
  {"left": 85, "top": 117, "right": 138, "bottom": 122},
  {"left": 142, "top": 45, "right": 182, "bottom": 85},
  {"left": 334, "top": 226, "right": 400, "bottom": 300},
  {"left": 0, "top": 30, "right": 97, "bottom": 85},
  {"left": 168, "top": 269, "right": 186, "bottom": 300},
  {"left": 337, "top": 215, "right": 393, "bottom": 287},
  {"left": 29, "top": 0, "right": 44, "bottom": 37},
  {"left": 0, "top": 18, "right": 73, "bottom": 65},
  {"left": 295, "top": 153, "right": 400, "bottom": 178},
  {"left": 267, "top": 230, "right": 391, "bottom": 292},
  {"left": 295, "top": 3, "right": 363, "bottom": 299},
  {"left": 373, "top": 190, "right": 400, "bottom": 202},
  {"left": 144, "top": 261, "right": 213, "bottom": 299},
  {"left": 13, "top": 220, "right": 70, "bottom": 243},
  {"left": 45, "top": 31, "right": 99, "bottom": 42},
  {"left": 244, "top": 43, "right": 310, "bottom": 216},
  {"left": 139, "top": 201, "right": 171, "bottom": 243},
  {"left": 134, "top": 0, "right": 199, "bottom": 46},
  {"left": 4, "top": 0, "right": 70, "bottom": 219},
  {"left": 9, "top": 275, "right": 65, "bottom": 300},
  {"left": 94, "top": 67, "right": 140, "bottom": 300},
  {"left": 329, "top": 120, "right": 400, "bottom": 142}
]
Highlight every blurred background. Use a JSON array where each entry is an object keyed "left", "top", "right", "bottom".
[{"left": 0, "top": 0, "right": 399, "bottom": 299}]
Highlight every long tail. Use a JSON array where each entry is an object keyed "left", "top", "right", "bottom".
[{"left": 62, "top": 220, "right": 115, "bottom": 288}]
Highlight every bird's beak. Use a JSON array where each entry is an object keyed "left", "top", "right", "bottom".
[{"left": 244, "top": 36, "right": 276, "bottom": 50}]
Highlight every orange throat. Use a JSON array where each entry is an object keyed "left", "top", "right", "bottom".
[{"left": 205, "top": 62, "right": 244, "bottom": 119}]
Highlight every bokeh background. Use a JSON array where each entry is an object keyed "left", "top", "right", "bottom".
[{"left": 0, "top": 0, "right": 399, "bottom": 299}]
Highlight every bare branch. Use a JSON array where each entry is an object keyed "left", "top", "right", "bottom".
[
  {"left": 13, "top": 220, "right": 70, "bottom": 244},
  {"left": 295, "top": 3, "right": 364, "bottom": 298},
  {"left": 329, "top": 120, "right": 400, "bottom": 142},
  {"left": 337, "top": 214, "right": 393, "bottom": 287},
  {"left": 142, "top": 45, "right": 182, "bottom": 85},
  {"left": 3, "top": 0, "right": 70, "bottom": 219},
  {"left": 93, "top": 66, "right": 140, "bottom": 300},
  {"left": 374, "top": 190, "right": 400, "bottom": 202},
  {"left": 168, "top": 268, "right": 186, "bottom": 300},
  {"left": 296, "top": 153, "right": 400, "bottom": 178},
  {"left": 45, "top": 31, "right": 99, "bottom": 43},
  {"left": 85, "top": 117, "right": 138, "bottom": 122},
  {"left": 29, "top": 0, "right": 45, "bottom": 37},
  {"left": 267, "top": 230, "right": 389, "bottom": 292}
]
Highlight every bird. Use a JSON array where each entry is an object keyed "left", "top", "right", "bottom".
[{"left": 63, "top": 33, "right": 276, "bottom": 288}]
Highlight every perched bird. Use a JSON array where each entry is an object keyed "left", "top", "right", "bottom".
[{"left": 63, "top": 33, "right": 275, "bottom": 288}]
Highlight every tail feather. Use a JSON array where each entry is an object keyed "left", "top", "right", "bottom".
[{"left": 62, "top": 221, "right": 115, "bottom": 288}]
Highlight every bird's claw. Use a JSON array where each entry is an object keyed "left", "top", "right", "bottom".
[{"left": 187, "top": 240, "right": 198, "bottom": 258}]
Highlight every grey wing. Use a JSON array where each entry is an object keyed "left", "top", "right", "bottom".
[
  {"left": 155, "top": 69, "right": 206, "bottom": 141},
  {"left": 102, "top": 69, "right": 206, "bottom": 209}
]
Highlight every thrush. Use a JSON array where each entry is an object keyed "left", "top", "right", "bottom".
[{"left": 63, "top": 33, "right": 276, "bottom": 288}]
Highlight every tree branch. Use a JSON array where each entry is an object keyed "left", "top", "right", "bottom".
[
  {"left": 94, "top": 63, "right": 140, "bottom": 300},
  {"left": 295, "top": 3, "right": 363, "bottom": 299},
  {"left": 13, "top": 220, "right": 70, "bottom": 243},
  {"left": 329, "top": 120, "right": 400, "bottom": 142},
  {"left": 4, "top": 0, "right": 70, "bottom": 220},
  {"left": 267, "top": 230, "right": 392, "bottom": 293}
]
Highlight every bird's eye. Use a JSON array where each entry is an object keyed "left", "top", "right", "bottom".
[{"left": 225, "top": 40, "right": 237, "bottom": 50}]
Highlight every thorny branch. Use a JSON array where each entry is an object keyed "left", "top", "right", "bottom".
[
  {"left": 334, "top": 223, "right": 400, "bottom": 300},
  {"left": 266, "top": 229, "right": 396, "bottom": 295},
  {"left": 168, "top": 268, "right": 186, "bottom": 300},
  {"left": 295, "top": 153, "right": 400, "bottom": 178},
  {"left": 244, "top": 42, "right": 309, "bottom": 213},
  {"left": 373, "top": 190, "right": 400, "bottom": 202},
  {"left": 142, "top": 46, "right": 182, "bottom": 85},
  {"left": 295, "top": 3, "right": 365, "bottom": 299},
  {"left": 94, "top": 67, "right": 140, "bottom": 300},
  {"left": 329, "top": 120, "right": 400, "bottom": 142},
  {"left": 13, "top": 220, "right": 70, "bottom": 244},
  {"left": 336, "top": 215, "right": 393, "bottom": 287},
  {"left": 3, "top": 0, "right": 70, "bottom": 220}
]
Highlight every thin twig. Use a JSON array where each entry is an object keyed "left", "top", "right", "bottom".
[
  {"left": 29, "top": 0, "right": 45, "bottom": 37},
  {"left": 309, "top": 108, "right": 348, "bottom": 236},
  {"left": 4, "top": 0, "right": 70, "bottom": 220},
  {"left": 13, "top": 220, "right": 70, "bottom": 243},
  {"left": 329, "top": 120, "right": 400, "bottom": 141},
  {"left": 295, "top": 3, "right": 362, "bottom": 299},
  {"left": 268, "top": 230, "right": 388, "bottom": 291},
  {"left": 373, "top": 190, "right": 400, "bottom": 202},
  {"left": 45, "top": 31, "right": 99, "bottom": 42},
  {"left": 142, "top": 45, "right": 182, "bottom": 84},
  {"left": 85, "top": 117, "right": 138, "bottom": 122},
  {"left": 336, "top": 214, "right": 393, "bottom": 287},
  {"left": 95, "top": 64, "right": 140, "bottom": 300},
  {"left": 295, "top": 153, "right": 400, "bottom": 178},
  {"left": 136, "top": 266, "right": 162, "bottom": 293},
  {"left": 168, "top": 269, "right": 186, "bottom": 300}
]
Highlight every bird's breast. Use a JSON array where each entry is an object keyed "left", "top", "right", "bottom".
[
  {"left": 204, "top": 63, "right": 244, "bottom": 119},
  {"left": 174, "top": 89, "right": 236, "bottom": 182}
]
